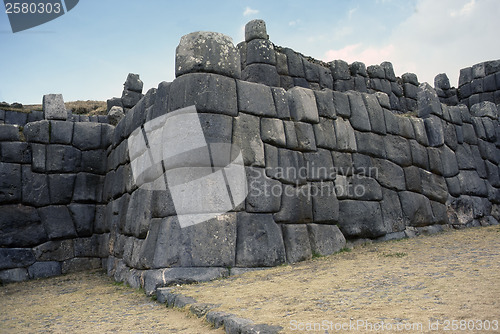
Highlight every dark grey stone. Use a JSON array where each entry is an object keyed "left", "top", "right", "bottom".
[
  {"left": 0, "top": 142, "right": 31, "bottom": 163},
  {"left": 235, "top": 212, "right": 286, "bottom": 267},
  {"left": 330, "top": 60, "right": 350, "bottom": 80},
  {"left": 313, "top": 117, "right": 336, "bottom": 149},
  {"left": 81, "top": 150, "right": 106, "bottom": 174},
  {"left": 124, "top": 73, "right": 143, "bottom": 93},
  {"left": 331, "top": 151, "right": 354, "bottom": 175},
  {"left": 472, "top": 62, "right": 485, "bottom": 79},
  {"left": 335, "top": 175, "right": 382, "bottom": 201},
  {"left": 233, "top": 112, "right": 265, "bottom": 166},
  {"left": 420, "top": 170, "right": 448, "bottom": 203},
  {"left": 43, "top": 94, "right": 67, "bottom": 120},
  {"left": 176, "top": 31, "right": 240, "bottom": 79},
  {"left": 224, "top": 316, "right": 254, "bottom": 334},
  {"left": 48, "top": 174, "right": 75, "bottom": 204},
  {"left": 462, "top": 123, "right": 478, "bottom": 144},
  {"left": 371, "top": 157, "right": 406, "bottom": 191},
  {"left": 274, "top": 184, "right": 312, "bottom": 223},
  {"left": 355, "top": 132, "right": 386, "bottom": 158},
  {"left": 246, "top": 39, "right": 276, "bottom": 65},
  {"left": 74, "top": 236, "right": 99, "bottom": 257},
  {"left": 434, "top": 73, "right": 451, "bottom": 90},
  {"left": 28, "top": 261, "right": 61, "bottom": 279},
  {"left": 38, "top": 206, "right": 77, "bottom": 240},
  {"left": 314, "top": 89, "right": 336, "bottom": 119},
  {"left": 441, "top": 145, "right": 459, "bottom": 177},
  {"left": 319, "top": 66, "right": 333, "bottom": 90},
  {"left": 271, "top": 87, "right": 291, "bottom": 119},
  {"left": 0, "top": 268, "right": 29, "bottom": 283},
  {"left": 0, "top": 162, "right": 21, "bottom": 203},
  {"left": 384, "top": 134, "right": 412, "bottom": 167},
  {"left": 472, "top": 118, "right": 487, "bottom": 141},
  {"left": 21, "top": 165, "right": 49, "bottom": 207},
  {"left": 304, "top": 149, "right": 334, "bottom": 181},
  {"left": 350, "top": 61, "right": 367, "bottom": 77},
  {"left": 402, "top": 72, "right": 419, "bottom": 85},
  {"left": 362, "top": 93, "right": 386, "bottom": 135},
  {"left": 62, "top": 258, "right": 101, "bottom": 274},
  {"left": 333, "top": 118, "right": 357, "bottom": 152},
  {"left": 333, "top": 91, "right": 350, "bottom": 118},
  {"left": 307, "top": 224, "right": 345, "bottom": 256},
  {"left": 485, "top": 160, "right": 500, "bottom": 187},
  {"left": 417, "top": 83, "right": 442, "bottom": 118},
  {"left": 0, "top": 205, "right": 46, "bottom": 247},
  {"left": 287, "top": 87, "right": 319, "bottom": 123},
  {"left": 0, "top": 248, "right": 35, "bottom": 270},
  {"left": 482, "top": 118, "right": 497, "bottom": 142},
  {"left": 281, "top": 224, "right": 312, "bottom": 263},
  {"left": 404, "top": 166, "right": 422, "bottom": 193},
  {"left": 303, "top": 59, "right": 320, "bottom": 82},
  {"left": 237, "top": 80, "right": 276, "bottom": 117},
  {"left": 274, "top": 149, "right": 307, "bottom": 185},
  {"left": 124, "top": 188, "right": 152, "bottom": 238},
  {"left": 457, "top": 170, "right": 487, "bottom": 196},
  {"left": 242, "top": 63, "right": 280, "bottom": 86},
  {"left": 4, "top": 111, "right": 27, "bottom": 126},
  {"left": 73, "top": 173, "right": 102, "bottom": 202},
  {"left": 107, "top": 97, "right": 123, "bottom": 112},
  {"left": 0, "top": 124, "right": 20, "bottom": 141},
  {"left": 73, "top": 122, "right": 102, "bottom": 150},
  {"left": 50, "top": 120, "right": 73, "bottom": 144},
  {"left": 283, "top": 120, "right": 298, "bottom": 149},
  {"left": 347, "top": 92, "right": 371, "bottom": 131},
  {"left": 246, "top": 167, "right": 281, "bottom": 213},
  {"left": 275, "top": 52, "right": 288, "bottom": 75},
  {"left": 424, "top": 116, "right": 444, "bottom": 147},
  {"left": 380, "top": 188, "right": 406, "bottom": 232},
  {"left": 294, "top": 122, "right": 317, "bottom": 151},
  {"left": 260, "top": 118, "right": 286, "bottom": 147},
  {"left": 311, "top": 181, "right": 338, "bottom": 222},
  {"left": 68, "top": 204, "right": 95, "bottom": 237},
  {"left": 338, "top": 200, "right": 387, "bottom": 238},
  {"left": 471, "top": 101, "right": 498, "bottom": 119},
  {"left": 33, "top": 240, "right": 74, "bottom": 262},
  {"left": 459, "top": 67, "right": 472, "bottom": 86},
  {"left": 484, "top": 74, "right": 497, "bottom": 92},
  {"left": 427, "top": 147, "right": 444, "bottom": 175},
  {"left": 245, "top": 19, "right": 268, "bottom": 42},
  {"left": 46, "top": 145, "right": 81, "bottom": 172},
  {"left": 381, "top": 62, "right": 396, "bottom": 81},
  {"left": 399, "top": 191, "right": 433, "bottom": 227},
  {"left": 108, "top": 106, "right": 125, "bottom": 126},
  {"left": 282, "top": 48, "right": 304, "bottom": 78},
  {"left": 410, "top": 117, "right": 429, "bottom": 146},
  {"left": 471, "top": 79, "right": 483, "bottom": 94},
  {"left": 168, "top": 73, "right": 237, "bottom": 116},
  {"left": 455, "top": 144, "right": 475, "bottom": 170}
]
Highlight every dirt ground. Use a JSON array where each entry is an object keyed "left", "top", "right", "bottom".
[
  {"left": 173, "top": 225, "right": 500, "bottom": 334},
  {"left": 1, "top": 226, "right": 499, "bottom": 334},
  {"left": 0, "top": 270, "right": 223, "bottom": 333}
]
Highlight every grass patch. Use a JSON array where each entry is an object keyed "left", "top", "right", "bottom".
[{"left": 383, "top": 252, "right": 408, "bottom": 258}]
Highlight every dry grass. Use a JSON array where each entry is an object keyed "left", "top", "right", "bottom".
[
  {"left": 5, "top": 100, "right": 107, "bottom": 116},
  {"left": 173, "top": 226, "right": 500, "bottom": 334},
  {"left": 0, "top": 270, "right": 223, "bottom": 333}
]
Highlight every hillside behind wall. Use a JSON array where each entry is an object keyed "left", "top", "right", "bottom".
[{"left": 1, "top": 20, "right": 500, "bottom": 294}]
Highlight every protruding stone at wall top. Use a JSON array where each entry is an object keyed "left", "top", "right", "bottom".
[
  {"left": 245, "top": 19, "right": 268, "bottom": 42},
  {"left": 175, "top": 31, "right": 241, "bottom": 79},
  {"left": 43, "top": 94, "right": 67, "bottom": 121}
]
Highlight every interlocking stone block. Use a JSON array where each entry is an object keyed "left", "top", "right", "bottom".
[{"left": 43, "top": 94, "right": 67, "bottom": 120}]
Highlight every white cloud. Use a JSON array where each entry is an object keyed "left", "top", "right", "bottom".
[
  {"left": 348, "top": 6, "right": 358, "bottom": 20},
  {"left": 320, "top": 0, "right": 500, "bottom": 87},
  {"left": 243, "top": 7, "right": 259, "bottom": 16}
]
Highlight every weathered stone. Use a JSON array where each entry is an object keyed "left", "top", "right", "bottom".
[
  {"left": 168, "top": 73, "right": 237, "bottom": 116},
  {"left": 455, "top": 144, "right": 476, "bottom": 170},
  {"left": 260, "top": 118, "right": 286, "bottom": 147},
  {"left": 381, "top": 62, "right": 396, "bottom": 81},
  {"left": 338, "top": 200, "right": 386, "bottom": 238},
  {"left": 307, "top": 224, "right": 345, "bottom": 257},
  {"left": 245, "top": 19, "right": 268, "bottom": 42},
  {"left": 0, "top": 248, "right": 35, "bottom": 270},
  {"left": 313, "top": 117, "right": 336, "bottom": 150},
  {"left": 294, "top": 122, "right": 316, "bottom": 151},
  {"left": 271, "top": 87, "right": 290, "bottom": 119},
  {"left": 124, "top": 73, "right": 143, "bottom": 93},
  {"left": 233, "top": 112, "right": 265, "bottom": 166},
  {"left": 347, "top": 92, "right": 371, "bottom": 131},
  {"left": 333, "top": 118, "right": 357, "bottom": 152},
  {"left": 0, "top": 162, "right": 21, "bottom": 203},
  {"left": 245, "top": 167, "right": 281, "bottom": 213},
  {"left": 153, "top": 214, "right": 236, "bottom": 267},
  {"left": 49, "top": 120, "right": 73, "bottom": 144},
  {"left": 106, "top": 97, "right": 123, "bottom": 112},
  {"left": 471, "top": 101, "right": 498, "bottom": 119},
  {"left": 33, "top": 240, "right": 74, "bottom": 262},
  {"left": 28, "top": 261, "right": 61, "bottom": 279},
  {"left": 176, "top": 31, "right": 240, "bottom": 79},
  {"left": 68, "top": 204, "right": 95, "bottom": 237},
  {"left": 81, "top": 150, "right": 107, "bottom": 174},
  {"left": 333, "top": 91, "right": 350, "bottom": 118},
  {"left": 287, "top": 87, "right": 319, "bottom": 123},
  {"left": 457, "top": 170, "right": 487, "bottom": 196},
  {"left": 384, "top": 134, "right": 412, "bottom": 167},
  {"left": 330, "top": 60, "right": 350, "bottom": 80},
  {"left": 371, "top": 157, "right": 406, "bottom": 191},
  {"left": 417, "top": 83, "right": 442, "bottom": 118},
  {"left": 380, "top": 188, "right": 406, "bottom": 232},
  {"left": 355, "top": 132, "right": 386, "bottom": 158},
  {"left": 0, "top": 124, "right": 20, "bottom": 141},
  {"left": 4, "top": 110, "right": 27, "bottom": 126},
  {"left": 424, "top": 116, "right": 444, "bottom": 147},
  {"left": 314, "top": 89, "right": 336, "bottom": 119},
  {"left": 124, "top": 188, "right": 152, "bottom": 238},
  {"left": 310, "top": 181, "right": 338, "bottom": 222},
  {"left": 21, "top": 166, "right": 49, "bottom": 207},
  {"left": 43, "top": 94, "right": 67, "bottom": 120},
  {"left": 0, "top": 142, "right": 31, "bottom": 164},
  {"left": 38, "top": 206, "right": 77, "bottom": 240},
  {"left": 420, "top": 170, "right": 448, "bottom": 203},
  {"left": 0, "top": 205, "right": 46, "bottom": 247},
  {"left": 73, "top": 173, "right": 102, "bottom": 202},
  {"left": 242, "top": 63, "right": 280, "bottom": 86},
  {"left": 399, "top": 191, "right": 433, "bottom": 227},
  {"left": 272, "top": 148, "right": 307, "bottom": 185},
  {"left": 108, "top": 106, "right": 125, "bottom": 126},
  {"left": 73, "top": 122, "right": 102, "bottom": 150},
  {"left": 335, "top": 175, "right": 382, "bottom": 201},
  {"left": 237, "top": 80, "right": 276, "bottom": 117},
  {"left": 441, "top": 145, "right": 459, "bottom": 177},
  {"left": 362, "top": 93, "right": 386, "bottom": 134},
  {"left": 47, "top": 174, "right": 76, "bottom": 204},
  {"left": 62, "top": 258, "right": 101, "bottom": 274},
  {"left": 235, "top": 213, "right": 286, "bottom": 267},
  {"left": 0, "top": 268, "right": 29, "bottom": 283},
  {"left": 45, "top": 145, "right": 81, "bottom": 173},
  {"left": 246, "top": 39, "right": 276, "bottom": 65},
  {"left": 122, "top": 90, "right": 142, "bottom": 109},
  {"left": 274, "top": 184, "right": 312, "bottom": 223},
  {"left": 281, "top": 224, "right": 312, "bottom": 263}
]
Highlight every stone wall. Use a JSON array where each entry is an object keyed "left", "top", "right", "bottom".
[
  {"left": 457, "top": 60, "right": 500, "bottom": 108},
  {"left": 0, "top": 101, "right": 112, "bottom": 283},
  {"left": 1, "top": 20, "right": 499, "bottom": 295}
]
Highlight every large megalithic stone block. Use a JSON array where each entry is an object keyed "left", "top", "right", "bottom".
[{"left": 176, "top": 31, "right": 241, "bottom": 79}]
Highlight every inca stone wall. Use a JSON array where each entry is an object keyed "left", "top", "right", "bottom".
[{"left": 1, "top": 20, "right": 499, "bottom": 295}]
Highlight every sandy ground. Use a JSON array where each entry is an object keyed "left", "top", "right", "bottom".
[
  {"left": 0, "top": 270, "right": 223, "bottom": 333},
  {"left": 173, "top": 225, "right": 500, "bottom": 334}
]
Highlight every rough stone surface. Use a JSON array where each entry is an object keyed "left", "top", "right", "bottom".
[
  {"left": 338, "top": 200, "right": 387, "bottom": 238},
  {"left": 43, "top": 94, "right": 67, "bottom": 120},
  {"left": 307, "top": 224, "right": 346, "bottom": 256},
  {"left": 281, "top": 224, "right": 312, "bottom": 263}
]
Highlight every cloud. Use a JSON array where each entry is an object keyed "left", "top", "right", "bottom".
[
  {"left": 450, "top": 0, "right": 475, "bottom": 17},
  {"left": 243, "top": 7, "right": 259, "bottom": 16},
  {"left": 348, "top": 6, "right": 358, "bottom": 20},
  {"left": 324, "top": 44, "right": 395, "bottom": 66}
]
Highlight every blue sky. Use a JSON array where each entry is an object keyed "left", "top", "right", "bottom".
[{"left": 1, "top": 0, "right": 499, "bottom": 104}]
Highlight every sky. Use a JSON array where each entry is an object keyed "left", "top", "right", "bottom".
[{"left": 0, "top": 0, "right": 499, "bottom": 104}]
